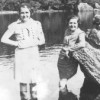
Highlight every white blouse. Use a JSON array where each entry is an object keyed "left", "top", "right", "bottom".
[{"left": 6, "top": 18, "right": 45, "bottom": 48}]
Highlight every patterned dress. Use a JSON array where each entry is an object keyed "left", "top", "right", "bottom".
[
  {"left": 58, "top": 28, "right": 85, "bottom": 80},
  {"left": 8, "top": 18, "right": 45, "bottom": 83}
]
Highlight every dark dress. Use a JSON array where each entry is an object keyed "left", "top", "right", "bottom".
[{"left": 57, "top": 28, "right": 85, "bottom": 80}]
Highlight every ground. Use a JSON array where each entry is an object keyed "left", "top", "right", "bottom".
[{"left": 0, "top": 46, "right": 85, "bottom": 100}]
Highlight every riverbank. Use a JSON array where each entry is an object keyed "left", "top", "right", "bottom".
[
  {"left": 0, "top": 11, "right": 18, "bottom": 14},
  {"left": 0, "top": 8, "right": 99, "bottom": 15},
  {"left": 0, "top": 45, "right": 85, "bottom": 100},
  {"left": 0, "top": 45, "right": 60, "bottom": 100},
  {"left": 0, "top": 46, "right": 59, "bottom": 100},
  {"left": 0, "top": 10, "right": 65, "bottom": 15},
  {"left": 36, "top": 9, "right": 66, "bottom": 13}
]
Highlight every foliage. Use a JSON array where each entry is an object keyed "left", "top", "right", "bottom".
[
  {"left": 0, "top": 0, "right": 100, "bottom": 11},
  {"left": 0, "top": 0, "right": 68, "bottom": 11},
  {"left": 82, "top": 0, "right": 100, "bottom": 5}
]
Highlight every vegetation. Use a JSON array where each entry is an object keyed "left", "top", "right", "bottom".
[
  {"left": 0, "top": 0, "right": 79, "bottom": 11},
  {"left": 81, "top": 0, "right": 100, "bottom": 8},
  {"left": 0, "top": 0, "right": 100, "bottom": 11}
]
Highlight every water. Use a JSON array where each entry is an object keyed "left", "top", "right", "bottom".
[
  {"left": 0, "top": 11, "right": 95, "bottom": 100},
  {"left": 0, "top": 11, "right": 94, "bottom": 69},
  {"left": 0, "top": 11, "right": 94, "bottom": 55}
]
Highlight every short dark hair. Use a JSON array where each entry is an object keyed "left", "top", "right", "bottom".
[
  {"left": 18, "top": 3, "right": 31, "bottom": 13},
  {"left": 69, "top": 15, "right": 80, "bottom": 23},
  {"left": 66, "top": 15, "right": 81, "bottom": 25}
]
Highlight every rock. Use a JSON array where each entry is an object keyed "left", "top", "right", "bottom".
[
  {"left": 94, "top": 9, "right": 100, "bottom": 15},
  {"left": 94, "top": 3, "right": 100, "bottom": 15},
  {"left": 73, "top": 42, "right": 100, "bottom": 84},
  {"left": 78, "top": 3, "right": 93, "bottom": 11},
  {"left": 95, "top": 3, "right": 100, "bottom": 9},
  {"left": 87, "top": 28, "right": 100, "bottom": 46}
]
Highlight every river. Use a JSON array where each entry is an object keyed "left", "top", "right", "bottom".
[{"left": 0, "top": 11, "right": 95, "bottom": 100}]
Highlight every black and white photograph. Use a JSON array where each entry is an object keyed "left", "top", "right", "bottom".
[{"left": 0, "top": 0, "right": 100, "bottom": 100}]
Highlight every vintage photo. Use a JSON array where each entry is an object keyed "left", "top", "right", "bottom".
[{"left": 0, "top": 0, "right": 100, "bottom": 100}]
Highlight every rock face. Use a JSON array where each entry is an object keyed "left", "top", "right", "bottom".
[
  {"left": 73, "top": 28, "right": 100, "bottom": 84},
  {"left": 73, "top": 42, "right": 100, "bottom": 84},
  {"left": 87, "top": 29, "right": 100, "bottom": 45},
  {"left": 86, "top": 28, "right": 100, "bottom": 47},
  {"left": 78, "top": 3, "right": 93, "bottom": 11},
  {"left": 95, "top": 3, "right": 100, "bottom": 9}
]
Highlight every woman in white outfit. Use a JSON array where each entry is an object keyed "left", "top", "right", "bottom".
[{"left": 1, "top": 3, "right": 45, "bottom": 100}]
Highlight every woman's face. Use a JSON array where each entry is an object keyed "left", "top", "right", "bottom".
[
  {"left": 20, "top": 7, "right": 31, "bottom": 22},
  {"left": 68, "top": 18, "right": 78, "bottom": 31}
]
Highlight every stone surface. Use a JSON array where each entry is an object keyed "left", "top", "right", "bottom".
[
  {"left": 0, "top": 45, "right": 85, "bottom": 100},
  {"left": 95, "top": 3, "right": 100, "bottom": 9},
  {"left": 78, "top": 3, "right": 93, "bottom": 11},
  {"left": 73, "top": 42, "right": 100, "bottom": 84},
  {"left": 87, "top": 29, "right": 100, "bottom": 46}
]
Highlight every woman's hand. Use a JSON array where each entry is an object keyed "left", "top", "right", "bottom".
[
  {"left": 62, "top": 46, "right": 69, "bottom": 51},
  {"left": 60, "top": 49, "right": 70, "bottom": 59},
  {"left": 62, "top": 46, "right": 70, "bottom": 58},
  {"left": 65, "top": 50, "right": 70, "bottom": 58},
  {"left": 63, "top": 36, "right": 69, "bottom": 44}
]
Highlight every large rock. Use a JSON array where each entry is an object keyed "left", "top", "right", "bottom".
[
  {"left": 95, "top": 3, "right": 100, "bottom": 9},
  {"left": 78, "top": 3, "right": 93, "bottom": 11},
  {"left": 73, "top": 42, "right": 100, "bottom": 84},
  {"left": 94, "top": 9, "right": 100, "bottom": 15},
  {"left": 86, "top": 28, "right": 100, "bottom": 46}
]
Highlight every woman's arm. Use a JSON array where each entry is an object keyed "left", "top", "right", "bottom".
[
  {"left": 86, "top": 29, "right": 91, "bottom": 38},
  {"left": 61, "top": 35, "right": 70, "bottom": 58},
  {"left": 62, "top": 30, "right": 69, "bottom": 51},
  {"left": 37, "top": 22, "right": 45, "bottom": 45},
  {"left": 1, "top": 28, "right": 18, "bottom": 46},
  {"left": 69, "top": 32, "right": 86, "bottom": 52}
]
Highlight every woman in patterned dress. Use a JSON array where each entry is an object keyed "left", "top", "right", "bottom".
[
  {"left": 1, "top": 3, "right": 45, "bottom": 100},
  {"left": 57, "top": 15, "right": 85, "bottom": 98}
]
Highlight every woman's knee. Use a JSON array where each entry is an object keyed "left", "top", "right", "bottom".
[
  {"left": 59, "top": 79, "right": 68, "bottom": 94},
  {"left": 30, "top": 83, "right": 37, "bottom": 99},
  {"left": 20, "top": 83, "right": 28, "bottom": 100}
]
